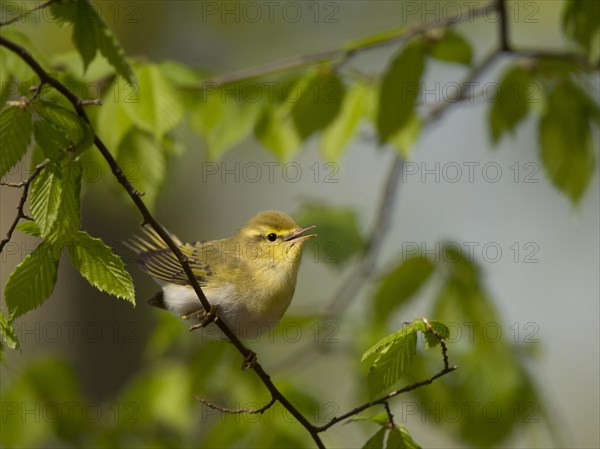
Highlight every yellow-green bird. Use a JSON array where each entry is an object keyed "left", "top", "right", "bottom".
[{"left": 127, "top": 210, "right": 316, "bottom": 339}]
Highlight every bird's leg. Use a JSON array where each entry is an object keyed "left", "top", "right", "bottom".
[
  {"left": 241, "top": 350, "right": 257, "bottom": 371},
  {"left": 184, "top": 305, "right": 218, "bottom": 331}
]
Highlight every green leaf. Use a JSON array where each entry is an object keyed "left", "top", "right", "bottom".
[
  {"left": 386, "top": 427, "right": 422, "bottom": 449},
  {"left": 32, "top": 101, "right": 93, "bottom": 161},
  {"left": 0, "top": 30, "right": 47, "bottom": 101},
  {"left": 50, "top": 0, "right": 135, "bottom": 85},
  {"left": 291, "top": 71, "right": 345, "bottom": 139},
  {"left": 255, "top": 104, "right": 302, "bottom": 160},
  {"left": 320, "top": 82, "right": 368, "bottom": 161},
  {"left": 362, "top": 427, "right": 386, "bottom": 449},
  {"left": 362, "top": 324, "right": 419, "bottom": 398},
  {"left": 377, "top": 40, "right": 426, "bottom": 144},
  {"left": 29, "top": 163, "right": 62, "bottom": 237},
  {"left": 488, "top": 66, "right": 535, "bottom": 144},
  {"left": 427, "top": 31, "right": 472, "bottom": 65},
  {"left": 539, "top": 80, "right": 596, "bottom": 203},
  {"left": 123, "top": 64, "right": 184, "bottom": 141},
  {"left": 95, "top": 78, "right": 134, "bottom": 155},
  {"left": 562, "top": 0, "right": 600, "bottom": 54},
  {"left": 4, "top": 240, "right": 60, "bottom": 318},
  {"left": 16, "top": 221, "right": 41, "bottom": 237},
  {"left": 389, "top": 113, "right": 421, "bottom": 158},
  {"left": 190, "top": 86, "right": 263, "bottom": 160},
  {"left": 26, "top": 160, "right": 81, "bottom": 244},
  {"left": 296, "top": 203, "right": 364, "bottom": 267},
  {"left": 117, "top": 128, "right": 167, "bottom": 209},
  {"left": 0, "top": 308, "right": 19, "bottom": 352},
  {"left": 66, "top": 231, "right": 135, "bottom": 303},
  {"left": 374, "top": 255, "right": 435, "bottom": 324},
  {"left": 0, "top": 104, "right": 33, "bottom": 178},
  {"left": 48, "top": 162, "right": 82, "bottom": 244}
]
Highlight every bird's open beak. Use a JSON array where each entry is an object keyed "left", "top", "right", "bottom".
[{"left": 285, "top": 225, "right": 317, "bottom": 243}]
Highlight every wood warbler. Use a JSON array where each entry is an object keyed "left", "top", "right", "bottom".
[{"left": 127, "top": 210, "right": 316, "bottom": 339}]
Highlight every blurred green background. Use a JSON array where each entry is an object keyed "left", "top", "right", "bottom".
[{"left": 1, "top": 1, "right": 598, "bottom": 448}]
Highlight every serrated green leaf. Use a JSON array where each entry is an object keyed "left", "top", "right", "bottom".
[
  {"left": 362, "top": 322, "right": 421, "bottom": 364},
  {"left": 29, "top": 163, "right": 62, "bottom": 236},
  {"left": 47, "top": 161, "right": 82, "bottom": 244},
  {"left": 367, "top": 331, "right": 417, "bottom": 399},
  {"left": 291, "top": 71, "right": 345, "bottom": 139},
  {"left": 488, "top": 66, "right": 535, "bottom": 144},
  {"left": 539, "top": 80, "right": 596, "bottom": 203},
  {"left": 374, "top": 256, "right": 435, "bottom": 324},
  {"left": 0, "top": 104, "right": 33, "bottom": 178},
  {"left": 377, "top": 40, "right": 426, "bottom": 144},
  {"left": 32, "top": 101, "right": 93, "bottom": 161},
  {"left": 296, "top": 203, "right": 364, "bottom": 268},
  {"left": 117, "top": 128, "right": 166, "bottom": 210},
  {"left": 320, "top": 82, "right": 368, "bottom": 161},
  {"left": 16, "top": 221, "right": 41, "bottom": 237},
  {"left": 66, "top": 231, "right": 135, "bottom": 303},
  {"left": 4, "top": 240, "right": 60, "bottom": 318},
  {"left": 255, "top": 104, "right": 302, "bottom": 160},
  {"left": 0, "top": 308, "right": 20, "bottom": 351},
  {"left": 190, "top": 86, "right": 263, "bottom": 160},
  {"left": 123, "top": 64, "right": 184, "bottom": 141},
  {"left": 562, "top": 0, "right": 600, "bottom": 54},
  {"left": 362, "top": 322, "right": 424, "bottom": 399},
  {"left": 50, "top": 0, "right": 135, "bottom": 85},
  {"left": 427, "top": 32, "right": 472, "bottom": 66},
  {"left": 386, "top": 427, "right": 422, "bottom": 449},
  {"left": 362, "top": 426, "right": 386, "bottom": 449}
]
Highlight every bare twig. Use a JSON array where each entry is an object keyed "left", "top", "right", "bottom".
[
  {"left": 316, "top": 365, "right": 457, "bottom": 432},
  {"left": 196, "top": 395, "right": 277, "bottom": 415},
  {"left": 0, "top": 159, "right": 50, "bottom": 253}
]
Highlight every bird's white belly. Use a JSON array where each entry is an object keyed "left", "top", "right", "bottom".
[{"left": 161, "top": 283, "right": 286, "bottom": 339}]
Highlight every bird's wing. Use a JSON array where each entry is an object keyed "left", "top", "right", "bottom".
[{"left": 126, "top": 226, "right": 212, "bottom": 286}]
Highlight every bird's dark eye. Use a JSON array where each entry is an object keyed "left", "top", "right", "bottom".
[{"left": 267, "top": 233, "right": 277, "bottom": 242}]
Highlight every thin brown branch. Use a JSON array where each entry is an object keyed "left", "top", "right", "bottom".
[
  {"left": 316, "top": 320, "right": 456, "bottom": 432},
  {"left": 0, "top": 0, "right": 55, "bottom": 27},
  {"left": 0, "top": 159, "right": 50, "bottom": 253},
  {"left": 0, "top": 35, "right": 326, "bottom": 449},
  {"left": 192, "top": 2, "right": 496, "bottom": 90},
  {"left": 195, "top": 395, "right": 277, "bottom": 415},
  {"left": 316, "top": 365, "right": 457, "bottom": 433}
]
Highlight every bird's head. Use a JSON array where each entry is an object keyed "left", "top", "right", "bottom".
[{"left": 233, "top": 210, "right": 316, "bottom": 266}]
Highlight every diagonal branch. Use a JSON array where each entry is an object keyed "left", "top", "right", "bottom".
[
  {"left": 0, "top": 159, "right": 50, "bottom": 253},
  {"left": 0, "top": 35, "right": 326, "bottom": 449},
  {"left": 192, "top": 2, "right": 497, "bottom": 89}
]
